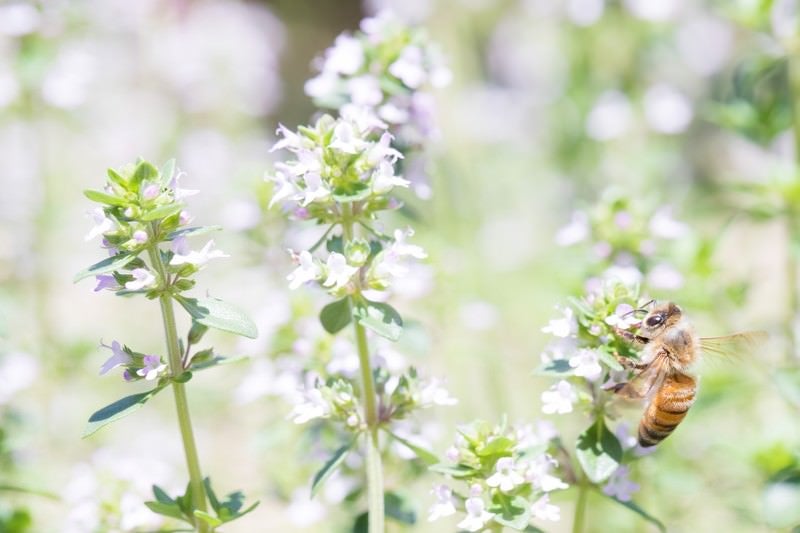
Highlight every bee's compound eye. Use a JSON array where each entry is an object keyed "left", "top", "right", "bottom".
[{"left": 646, "top": 315, "right": 664, "bottom": 327}]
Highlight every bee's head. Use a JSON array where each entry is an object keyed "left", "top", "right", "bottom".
[{"left": 639, "top": 301, "right": 682, "bottom": 337}]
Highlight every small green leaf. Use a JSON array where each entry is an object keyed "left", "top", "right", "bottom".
[
  {"left": 353, "top": 301, "right": 403, "bottom": 341},
  {"left": 83, "top": 386, "right": 166, "bottom": 438},
  {"left": 145, "top": 501, "right": 188, "bottom": 522},
  {"left": 477, "top": 436, "right": 514, "bottom": 457},
  {"left": 132, "top": 160, "right": 159, "bottom": 185},
  {"left": 176, "top": 296, "right": 258, "bottom": 339},
  {"left": 83, "top": 189, "right": 127, "bottom": 206},
  {"left": 172, "top": 372, "right": 193, "bottom": 384},
  {"left": 153, "top": 485, "right": 176, "bottom": 505},
  {"left": 388, "top": 432, "right": 439, "bottom": 465},
  {"left": 575, "top": 419, "right": 623, "bottom": 483},
  {"left": 533, "top": 359, "right": 573, "bottom": 376},
  {"left": 141, "top": 203, "right": 184, "bottom": 222},
  {"left": 320, "top": 298, "right": 352, "bottom": 334},
  {"left": 491, "top": 495, "right": 530, "bottom": 530},
  {"left": 311, "top": 439, "right": 356, "bottom": 498},
  {"left": 385, "top": 492, "right": 416, "bottom": 525},
  {"left": 326, "top": 235, "right": 344, "bottom": 254},
  {"left": 107, "top": 168, "right": 127, "bottom": 188},
  {"left": 166, "top": 226, "right": 222, "bottom": 241},
  {"left": 193, "top": 511, "right": 223, "bottom": 528},
  {"left": 161, "top": 159, "right": 176, "bottom": 184},
  {"left": 74, "top": 253, "right": 137, "bottom": 283},
  {"left": 428, "top": 463, "right": 476, "bottom": 478},
  {"left": 608, "top": 497, "right": 667, "bottom": 533},
  {"left": 190, "top": 355, "right": 247, "bottom": 372}
]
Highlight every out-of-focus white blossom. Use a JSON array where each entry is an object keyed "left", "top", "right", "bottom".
[{"left": 541, "top": 380, "right": 577, "bottom": 414}]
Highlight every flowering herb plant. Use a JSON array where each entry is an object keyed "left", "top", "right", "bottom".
[{"left": 77, "top": 159, "right": 258, "bottom": 532}]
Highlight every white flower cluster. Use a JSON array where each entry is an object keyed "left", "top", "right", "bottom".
[
  {"left": 304, "top": 11, "right": 451, "bottom": 147},
  {"left": 431, "top": 422, "right": 568, "bottom": 531}
]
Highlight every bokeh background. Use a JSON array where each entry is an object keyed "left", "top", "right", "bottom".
[{"left": 1, "top": 0, "right": 799, "bottom": 531}]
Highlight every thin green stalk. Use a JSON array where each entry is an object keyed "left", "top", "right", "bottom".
[
  {"left": 572, "top": 479, "right": 589, "bottom": 533},
  {"left": 787, "top": 53, "right": 800, "bottom": 360},
  {"left": 342, "top": 212, "right": 385, "bottom": 533},
  {"left": 147, "top": 243, "right": 210, "bottom": 533}
]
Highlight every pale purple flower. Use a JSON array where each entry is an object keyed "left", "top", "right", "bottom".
[
  {"left": 347, "top": 75, "right": 382, "bottom": 106},
  {"left": 271, "top": 123, "right": 305, "bottom": 152},
  {"left": 614, "top": 211, "right": 633, "bottom": 230},
  {"left": 367, "top": 132, "right": 403, "bottom": 165},
  {"left": 329, "top": 120, "right": 367, "bottom": 154},
  {"left": 372, "top": 161, "right": 410, "bottom": 194},
  {"left": 418, "top": 378, "right": 458, "bottom": 406},
  {"left": 604, "top": 303, "right": 638, "bottom": 330},
  {"left": 541, "top": 307, "right": 577, "bottom": 338},
  {"left": 540, "top": 336, "right": 578, "bottom": 364},
  {"left": 515, "top": 420, "right": 558, "bottom": 449},
  {"left": 649, "top": 206, "right": 689, "bottom": 239},
  {"left": 142, "top": 183, "right": 160, "bottom": 200},
  {"left": 555, "top": 211, "right": 589, "bottom": 246},
  {"left": 391, "top": 228, "right": 427, "bottom": 259},
  {"left": 524, "top": 455, "right": 569, "bottom": 492},
  {"left": 267, "top": 171, "right": 297, "bottom": 208},
  {"left": 137, "top": 355, "right": 167, "bottom": 381},
  {"left": 288, "top": 388, "right": 330, "bottom": 424},
  {"left": 569, "top": 348, "right": 604, "bottom": 381},
  {"left": 132, "top": 230, "right": 148, "bottom": 244},
  {"left": 99, "top": 341, "right": 132, "bottom": 376},
  {"left": 299, "top": 172, "right": 331, "bottom": 206},
  {"left": 169, "top": 171, "right": 199, "bottom": 200},
  {"left": 323, "top": 34, "right": 364, "bottom": 75},
  {"left": 602, "top": 465, "right": 640, "bottom": 501},
  {"left": 457, "top": 495, "right": 494, "bottom": 532},
  {"left": 304, "top": 72, "right": 339, "bottom": 100},
  {"left": 647, "top": 263, "right": 684, "bottom": 290},
  {"left": 84, "top": 208, "right": 114, "bottom": 241},
  {"left": 93, "top": 275, "right": 119, "bottom": 292},
  {"left": 530, "top": 494, "right": 561, "bottom": 522},
  {"left": 169, "top": 238, "right": 229, "bottom": 266},
  {"left": 486, "top": 457, "right": 525, "bottom": 493},
  {"left": 125, "top": 268, "right": 156, "bottom": 291},
  {"left": 445, "top": 445, "right": 460, "bottom": 462},
  {"left": 323, "top": 253, "right": 358, "bottom": 290},
  {"left": 541, "top": 380, "right": 577, "bottom": 414},
  {"left": 389, "top": 45, "right": 426, "bottom": 88},
  {"left": 340, "top": 104, "right": 387, "bottom": 132},
  {"left": 179, "top": 211, "right": 193, "bottom": 225},
  {"left": 287, "top": 250, "right": 322, "bottom": 290},
  {"left": 427, "top": 485, "right": 457, "bottom": 521}
]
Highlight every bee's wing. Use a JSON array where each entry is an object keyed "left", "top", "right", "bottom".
[
  {"left": 615, "top": 355, "right": 667, "bottom": 400},
  {"left": 699, "top": 331, "right": 767, "bottom": 359}
]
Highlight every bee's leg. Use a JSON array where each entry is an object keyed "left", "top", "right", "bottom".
[
  {"left": 614, "top": 327, "right": 649, "bottom": 346},
  {"left": 615, "top": 356, "right": 650, "bottom": 371}
]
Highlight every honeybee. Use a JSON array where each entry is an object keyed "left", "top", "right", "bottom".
[{"left": 613, "top": 301, "right": 765, "bottom": 447}]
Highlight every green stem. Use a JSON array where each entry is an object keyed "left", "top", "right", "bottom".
[
  {"left": 147, "top": 244, "right": 210, "bottom": 533},
  {"left": 572, "top": 479, "right": 589, "bottom": 533},
  {"left": 342, "top": 211, "right": 385, "bottom": 533},
  {"left": 787, "top": 53, "right": 800, "bottom": 360}
]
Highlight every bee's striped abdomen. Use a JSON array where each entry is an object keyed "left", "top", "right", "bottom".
[{"left": 638, "top": 372, "right": 696, "bottom": 447}]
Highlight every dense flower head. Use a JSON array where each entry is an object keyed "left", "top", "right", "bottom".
[
  {"left": 81, "top": 158, "right": 227, "bottom": 297},
  {"left": 304, "top": 11, "right": 451, "bottom": 147},
  {"left": 430, "top": 420, "right": 568, "bottom": 530},
  {"left": 267, "top": 113, "right": 408, "bottom": 222}
]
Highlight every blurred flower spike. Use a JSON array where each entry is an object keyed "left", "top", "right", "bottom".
[
  {"left": 430, "top": 420, "right": 568, "bottom": 531},
  {"left": 305, "top": 11, "right": 451, "bottom": 148}
]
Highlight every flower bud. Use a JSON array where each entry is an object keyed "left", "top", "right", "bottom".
[{"left": 345, "top": 238, "right": 371, "bottom": 267}]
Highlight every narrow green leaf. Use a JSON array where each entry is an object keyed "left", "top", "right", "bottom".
[
  {"left": 608, "top": 497, "right": 667, "bottom": 533},
  {"left": 176, "top": 296, "right": 258, "bottom": 339},
  {"left": 320, "top": 298, "right": 352, "bottom": 334},
  {"left": 153, "top": 485, "right": 176, "bottom": 505},
  {"left": 193, "top": 510, "right": 223, "bottom": 528},
  {"left": 74, "top": 253, "right": 136, "bottom": 283},
  {"left": 477, "top": 436, "right": 514, "bottom": 457},
  {"left": 141, "top": 203, "right": 183, "bottom": 222},
  {"left": 428, "top": 463, "right": 476, "bottom": 478},
  {"left": 190, "top": 355, "right": 247, "bottom": 372},
  {"left": 145, "top": 501, "right": 188, "bottom": 522},
  {"left": 388, "top": 432, "right": 439, "bottom": 465},
  {"left": 83, "top": 189, "right": 127, "bottom": 206},
  {"left": 533, "top": 359, "right": 573, "bottom": 376},
  {"left": 166, "top": 226, "right": 222, "bottom": 241},
  {"left": 161, "top": 159, "right": 176, "bottom": 184},
  {"left": 353, "top": 301, "right": 403, "bottom": 341},
  {"left": 107, "top": 168, "right": 127, "bottom": 188},
  {"left": 202, "top": 478, "right": 222, "bottom": 513},
  {"left": 132, "top": 160, "right": 159, "bottom": 185},
  {"left": 0, "top": 484, "right": 58, "bottom": 500},
  {"left": 311, "top": 439, "right": 356, "bottom": 498},
  {"left": 385, "top": 492, "right": 416, "bottom": 525},
  {"left": 575, "top": 419, "right": 623, "bottom": 483},
  {"left": 83, "top": 386, "right": 166, "bottom": 438}
]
